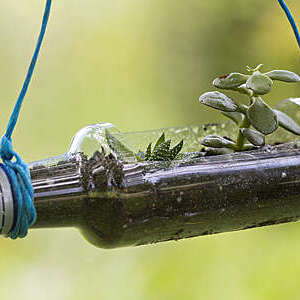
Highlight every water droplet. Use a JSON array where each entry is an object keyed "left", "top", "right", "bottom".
[{"left": 281, "top": 172, "right": 287, "bottom": 178}]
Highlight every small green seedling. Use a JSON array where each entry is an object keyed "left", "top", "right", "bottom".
[
  {"left": 137, "top": 133, "right": 184, "bottom": 161},
  {"left": 106, "top": 129, "right": 183, "bottom": 162},
  {"left": 199, "top": 64, "right": 300, "bottom": 152}
]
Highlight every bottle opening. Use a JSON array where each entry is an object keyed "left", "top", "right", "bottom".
[{"left": 0, "top": 164, "right": 15, "bottom": 235}]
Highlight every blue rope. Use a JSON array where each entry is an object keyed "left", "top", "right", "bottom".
[
  {"left": 277, "top": 0, "right": 300, "bottom": 49},
  {"left": 0, "top": 0, "right": 52, "bottom": 239}
]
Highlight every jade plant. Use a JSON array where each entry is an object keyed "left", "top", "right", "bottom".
[{"left": 199, "top": 65, "right": 300, "bottom": 152}]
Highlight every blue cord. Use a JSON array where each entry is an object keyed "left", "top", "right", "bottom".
[
  {"left": 0, "top": 0, "right": 52, "bottom": 239},
  {"left": 277, "top": 0, "right": 300, "bottom": 49}
]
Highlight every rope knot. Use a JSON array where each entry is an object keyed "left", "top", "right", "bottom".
[
  {"left": 0, "top": 135, "right": 14, "bottom": 161},
  {"left": 0, "top": 149, "right": 36, "bottom": 239},
  {"left": 0, "top": 136, "right": 36, "bottom": 239}
]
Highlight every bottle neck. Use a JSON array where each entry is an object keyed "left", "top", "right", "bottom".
[
  {"left": 0, "top": 165, "right": 15, "bottom": 235},
  {"left": 29, "top": 153, "right": 88, "bottom": 228}
]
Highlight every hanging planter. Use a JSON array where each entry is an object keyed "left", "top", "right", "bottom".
[
  {"left": 26, "top": 58, "right": 300, "bottom": 249},
  {"left": 0, "top": 0, "right": 299, "bottom": 248},
  {"left": 28, "top": 98, "right": 300, "bottom": 248}
]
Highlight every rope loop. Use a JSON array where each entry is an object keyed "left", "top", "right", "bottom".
[
  {"left": 0, "top": 0, "right": 52, "bottom": 239},
  {"left": 0, "top": 135, "right": 14, "bottom": 161},
  {"left": 0, "top": 135, "right": 36, "bottom": 239}
]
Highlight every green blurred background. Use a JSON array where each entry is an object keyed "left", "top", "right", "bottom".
[{"left": 0, "top": 0, "right": 299, "bottom": 299}]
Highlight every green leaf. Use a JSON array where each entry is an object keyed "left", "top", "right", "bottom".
[
  {"left": 153, "top": 133, "right": 165, "bottom": 152},
  {"left": 105, "top": 129, "right": 136, "bottom": 160},
  {"left": 247, "top": 97, "right": 278, "bottom": 135},
  {"left": 145, "top": 143, "right": 152, "bottom": 160},
  {"left": 169, "top": 140, "right": 184, "bottom": 160},
  {"left": 149, "top": 140, "right": 171, "bottom": 161},
  {"left": 199, "top": 91, "right": 239, "bottom": 112},
  {"left": 222, "top": 111, "right": 244, "bottom": 125},
  {"left": 213, "top": 73, "right": 249, "bottom": 90},
  {"left": 264, "top": 70, "right": 300, "bottom": 83},
  {"left": 275, "top": 98, "right": 300, "bottom": 109},
  {"left": 201, "top": 135, "right": 235, "bottom": 149},
  {"left": 274, "top": 98, "right": 300, "bottom": 125},
  {"left": 246, "top": 72, "right": 273, "bottom": 95},
  {"left": 143, "top": 133, "right": 184, "bottom": 162},
  {"left": 273, "top": 109, "right": 300, "bottom": 135},
  {"left": 204, "top": 148, "right": 234, "bottom": 155},
  {"left": 240, "top": 128, "right": 265, "bottom": 146}
]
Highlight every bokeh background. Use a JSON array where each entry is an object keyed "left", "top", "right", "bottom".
[{"left": 0, "top": 0, "right": 299, "bottom": 299}]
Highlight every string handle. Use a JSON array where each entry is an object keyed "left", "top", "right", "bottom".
[
  {"left": 0, "top": 0, "right": 52, "bottom": 239},
  {"left": 0, "top": 0, "right": 297, "bottom": 239},
  {"left": 278, "top": 0, "right": 300, "bottom": 49}
]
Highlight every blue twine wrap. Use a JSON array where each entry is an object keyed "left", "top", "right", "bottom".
[
  {"left": 0, "top": 0, "right": 52, "bottom": 239},
  {"left": 277, "top": 0, "right": 300, "bottom": 49}
]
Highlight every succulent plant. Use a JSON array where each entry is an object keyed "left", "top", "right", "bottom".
[
  {"left": 105, "top": 129, "right": 184, "bottom": 162},
  {"left": 137, "top": 133, "right": 184, "bottom": 162},
  {"left": 199, "top": 65, "right": 300, "bottom": 152}
]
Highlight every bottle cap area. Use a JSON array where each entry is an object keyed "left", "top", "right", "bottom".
[{"left": 0, "top": 165, "right": 15, "bottom": 235}]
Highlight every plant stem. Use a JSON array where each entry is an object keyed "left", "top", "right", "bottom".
[{"left": 235, "top": 115, "right": 250, "bottom": 150}]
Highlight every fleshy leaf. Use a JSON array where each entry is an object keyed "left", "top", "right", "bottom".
[
  {"left": 213, "top": 73, "right": 249, "bottom": 90},
  {"left": 276, "top": 98, "right": 300, "bottom": 109},
  {"left": 240, "top": 128, "right": 265, "bottom": 146},
  {"left": 247, "top": 97, "right": 278, "bottom": 135},
  {"left": 222, "top": 111, "right": 244, "bottom": 125},
  {"left": 246, "top": 72, "right": 273, "bottom": 95},
  {"left": 273, "top": 109, "right": 300, "bottom": 135},
  {"left": 201, "top": 135, "right": 235, "bottom": 149},
  {"left": 274, "top": 98, "right": 300, "bottom": 124},
  {"left": 199, "top": 91, "right": 239, "bottom": 112},
  {"left": 204, "top": 148, "right": 234, "bottom": 155},
  {"left": 264, "top": 70, "right": 300, "bottom": 83}
]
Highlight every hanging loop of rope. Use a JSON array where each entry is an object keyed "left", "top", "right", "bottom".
[
  {"left": 0, "top": 0, "right": 52, "bottom": 239},
  {"left": 277, "top": 0, "right": 300, "bottom": 49}
]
